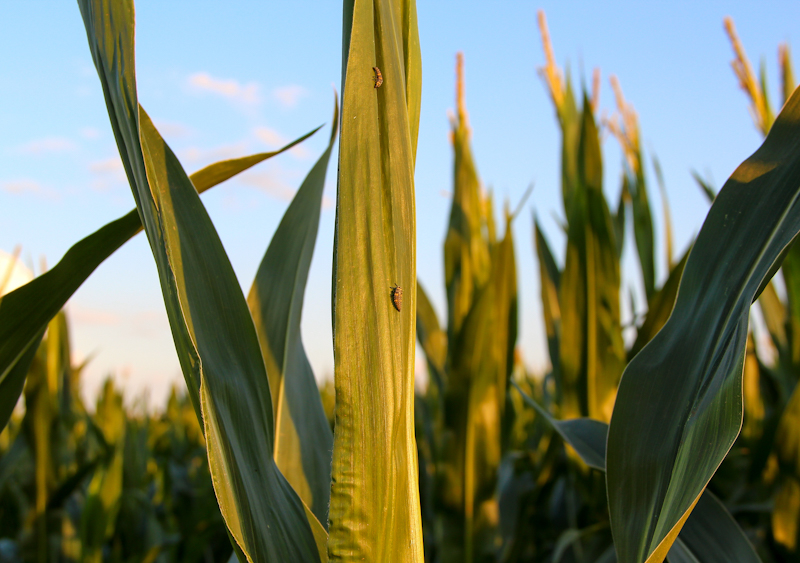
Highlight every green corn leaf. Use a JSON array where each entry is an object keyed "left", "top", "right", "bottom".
[
  {"left": 782, "top": 45, "right": 795, "bottom": 107},
  {"left": 247, "top": 99, "right": 338, "bottom": 529},
  {"left": 0, "top": 126, "right": 319, "bottom": 436},
  {"left": 628, "top": 247, "right": 689, "bottom": 360},
  {"left": 559, "top": 94, "right": 625, "bottom": 422},
  {"left": 78, "top": 0, "right": 324, "bottom": 560},
  {"left": 606, "top": 85, "right": 800, "bottom": 563},
  {"left": 416, "top": 280, "right": 447, "bottom": 394},
  {"left": 533, "top": 217, "right": 562, "bottom": 389},
  {"left": 780, "top": 240, "right": 800, "bottom": 364},
  {"left": 444, "top": 68, "right": 490, "bottom": 349},
  {"left": 558, "top": 78, "right": 581, "bottom": 220},
  {"left": 691, "top": 171, "right": 717, "bottom": 204},
  {"left": 81, "top": 380, "right": 126, "bottom": 563},
  {"left": 630, "top": 158, "right": 655, "bottom": 301},
  {"left": 328, "top": 0, "right": 423, "bottom": 559},
  {"left": 455, "top": 219, "right": 517, "bottom": 559},
  {"left": 772, "top": 374, "right": 800, "bottom": 552},
  {"left": 613, "top": 177, "right": 629, "bottom": 259},
  {"left": 511, "top": 382, "right": 761, "bottom": 563},
  {"left": 652, "top": 155, "right": 674, "bottom": 272}
]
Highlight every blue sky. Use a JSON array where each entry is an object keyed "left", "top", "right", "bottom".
[{"left": 1, "top": 2, "right": 797, "bottom": 406}]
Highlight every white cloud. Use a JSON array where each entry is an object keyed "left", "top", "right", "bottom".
[
  {"left": 238, "top": 170, "right": 297, "bottom": 201},
  {"left": 17, "top": 136, "right": 76, "bottom": 154},
  {"left": 179, "top": 142, "right": 248, "bottom": 166},
  {"left": 80, "top": 127, "right": 101, "bottom": 140},
  {"left": 253, "top": 126, "right": 310, "bottom": 160},
  {"left": 153, "top": 120, "right": 192, "bottom": 138},
  {"left": 2, "top": 179, "right": 59, "bottom": 200},
  {"left": 188, "top": 72, "right": 260, "bottom": 106},
  {"left": 2, "top": 179, "right": 42, "bottom": 194},
  {"left": 89, "top": 157, "right": 126, "bottom": 191},
  {"left": 70, "top": 304, "right": 121, "bottom": 326},
  {"left": 273, "top": 85, "right": 308, "bottom": 108}
]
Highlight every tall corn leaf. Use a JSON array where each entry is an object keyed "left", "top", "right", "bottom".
[
  {"left": 80, "top": 380, "right": 126, "bottom": 563},
  {"left": 416, "top": 281, "right": 447, "bottom": 393},
  {"left": 559, "top": 96, "right": 624, "bottom": 422},
  {"left": 607, "top": 86, "right": 800, "bottom": 563},
  {"left": 628, "top": 248, "right": 689, "bottom": 360},
  {"left": 457, "top": 219, "right": 517, "bottom": 560},
  {"left": 512, "top": 383, "right": 761, "bottom": 563},
  {"left": 630, "top": 160, "right": 655, "bottom": 301},
  {"left": 444, "top": 54, "right": 490, "bottom": 350},
  {"left": 78, "top": 1, "right": 323, "bottom": 560},
  {"left": 772, "top": 369, "right": 800, "bottom": 552},
  {"left": 247, "top": 101, "right": 338, "bottom": 529},
  {"left": 558, "top": 80, "right": 581, "bottom": 219},
  {"left": 0, "top": 125, "right": 318, "bottom": 435},
  {"left": 782, "top": 45, "right": 796, "bottom": 106},
  {"left": 534, "top": 218, "right": 561, "bottom": 391},
  {"left": 328, "top": 0, "right": 423, "bottom": 559}
]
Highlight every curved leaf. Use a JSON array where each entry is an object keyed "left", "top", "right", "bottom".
[
  {"left": 247, "top": 99, "right": 338, "bottom": 529},
  {"left": 416, "top": 281, "right": 446, "bottom": 394},
  {"left": 628, "top": 247, "right": 689, "bottom": 360},
  {"left": 0, "top": 124, "right": 318, "bottom": 435},
  {"left": 328, "top": 0, "right": 423, "bottom": 559},
  {"left": 607, "top": 86, "right": 800, "bottom": 562},
  {"left": 512, "top": 382, "right": 761, "bottom": 563},
  {"left": 78, "top": 1, "right": 322, "bottom": 560}
]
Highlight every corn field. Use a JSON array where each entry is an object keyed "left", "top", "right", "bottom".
[{"left": 3, "top": 1, "right": 800, "bottom": 562}]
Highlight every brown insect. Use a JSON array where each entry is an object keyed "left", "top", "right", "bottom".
[
  {"left": 373, "top": 66, "right": 383, "bottom": 88},
  {"left": 391, "top": 284, "right": 403, "bottom": 312}
]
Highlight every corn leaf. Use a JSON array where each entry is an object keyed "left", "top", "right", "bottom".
[
  {"left": 80, "top": 380, "right": 126, "bottom": 563},
  {"left": 246, "top": 100, "right": 338, "bottom": 529},
  {"left": 628, "top": 247, "right": 689, "bottom": 360},
  {"left": 328, "top": 0, "right": 423, "bottom": 559},
  {"left": 78, "top": 0, "right": 323, "bottom": 560},
  {"left": 630, "top": 158, "right": 655, "bottom": 301},
  {"left": 512, "top": 382, "right": 761, "bottom": 563},
  {"left": 0, "top": 126, "right": 318, "bottom": 436},
  {"left": 559, "top": 95, "right": 625, "bottom": 422},
  {"left": 416, "top": 281, "right": 447, "bottom": 394},
  {"left": 534, "top": 218, "right": 562, "bottom": 391},
  {"left": 606, "top": 86, "right": 800, "bottom": 563},
  {"left": 456, "top": 220, "right": 517, "bottom": 559}
]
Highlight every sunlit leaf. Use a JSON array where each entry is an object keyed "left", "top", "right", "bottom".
[
  {"left": 328, "top": 0, "right": 423, "bottom": 559},
  {"left": 247, "top": 99, "right": 338, "bottom": 529},
  {"left": 78, "top": 0, "right": 323, "bottom": 559}
]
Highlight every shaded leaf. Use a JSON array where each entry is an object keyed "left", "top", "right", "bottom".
[
  {"left": 607, "top": 85, "right": 800, "bottom": 563},
  {"left": 247, "top": 100, "right": 338, "bottom": 529}
]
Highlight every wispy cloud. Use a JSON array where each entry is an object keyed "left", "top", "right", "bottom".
[
  {"left": 89, "top": 157, "right": 126, "bottom": 191},
  {"left": 80, "top": 127, "right": 101, "bottom": 140},
  {"left": 238, "top": 169, "right": 298, "bottom": 201},
  {"left": 1, "top": 179, "right": 59, "bottom": 200},
  {"left": 17, "top": 136, "right": 76, "bottom": 155},
  {"left": 179, "top": 142, "right": 248, "bottom": 166},
  {"left": 153, "top": 120, "right": 192, "bottom": 139},
  {"left": 253, "top": 126, "right": 310, "bottom": 159},
  {"left": 187, "top": 72, "right": 261, "bottom": 106},
  {"left": 70, "top": 304, "right": 121, "bottom": 326},
  {"left": 273, "top": 85, "right": 308, "bottom": 108}
]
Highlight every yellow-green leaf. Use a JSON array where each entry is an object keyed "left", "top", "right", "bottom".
[
  {"left": 328, "top": 0, "right": 423, "bottom": 559},
  {"left": 78, "top": 0, "right": 322, "bottom": 560},
  {"left": 247, "top": 100, "right": 338, "bottom": 529}
]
